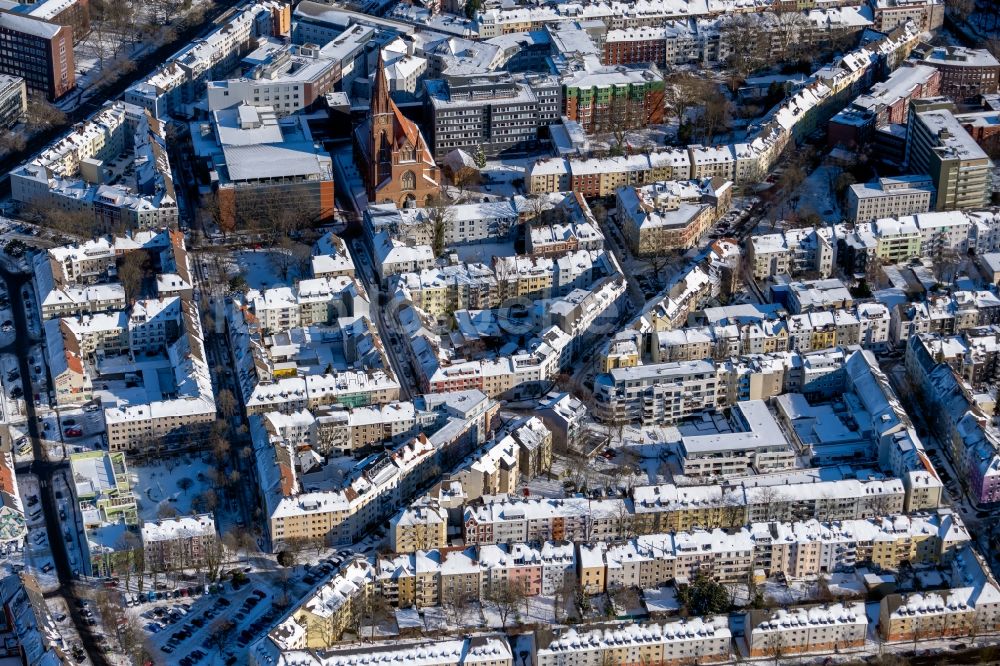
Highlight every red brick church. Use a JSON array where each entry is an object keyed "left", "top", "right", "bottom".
[{"left": 355, "top": 54, "right": 440, "bottom": 207}]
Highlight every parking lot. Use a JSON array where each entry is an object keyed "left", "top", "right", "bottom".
[{"left": 137, "top": 550, "right": 358, "bottom": 664}]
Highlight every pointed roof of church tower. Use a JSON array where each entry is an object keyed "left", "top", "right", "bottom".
[{"left": 372, "top": 51, "right": 392, "bottom": 118}]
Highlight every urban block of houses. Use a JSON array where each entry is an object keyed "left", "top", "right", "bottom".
[
  {"left": 11, "top": 102, "right": 179, "bottom": 228},
  {"left": 40, "top": 232, "right": 215, "bottom": 455}
]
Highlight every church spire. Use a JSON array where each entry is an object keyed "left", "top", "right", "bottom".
[{"left": 371, "top": 51, "right": 392, "bottom": 119}]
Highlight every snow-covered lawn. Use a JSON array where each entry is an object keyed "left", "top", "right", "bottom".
[
  {"left": 227, "top": 249, "right": 303, "bottom": 290},
  {"left": 452, "top": 241, "right": 517, "bottom": 264},
  {"left": 131, "top": 456, "right": 216, "bottom": 523},
  {"left": 481, "top": 594, "right": 561, "bottom": 628},
  {"left": 775, "top": 162, "right": 845, "bottom": 224}
]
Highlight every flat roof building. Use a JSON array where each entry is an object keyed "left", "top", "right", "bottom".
[{"left": 0, "top": 9, "right": 74, "bottom": 100}]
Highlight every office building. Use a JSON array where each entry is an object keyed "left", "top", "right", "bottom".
[
  {"left": 425, "top": 71, "right": 560, "bottom": 160},
  {"left": 0, "top": 9, "right": 74, "bottom": 100}
]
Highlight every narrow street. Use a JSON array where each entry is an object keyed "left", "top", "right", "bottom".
[
  {"left": 0, "top": 264, "right": 110, "bottom": 666},
  {"left": 190, "top": 250, "right": 256, "bottom": 532},
  {"left": 347, "top": 239, "right": 418, "bottom": 401},
  {"left": 596, "top": 214, "right": 644, "bottom": 308}
]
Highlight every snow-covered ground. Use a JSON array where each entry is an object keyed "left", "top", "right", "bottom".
[
  {"left": 131, "top": 456, "right": 217, "bottom": 524},
  {"left": 452, "top": 241, "right": 517, "bottom": 264},
  {"left": 477, "top": 157, "right": 533, "bottom": 198},
  {"left": 224, "top": 249, "right": 305, "bottom": 291}
]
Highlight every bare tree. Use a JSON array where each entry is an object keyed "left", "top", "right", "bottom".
[
  {"left": 118, "top": 250, "right": 150, "bottom": 303},
  {"left": 637, "top": 232, "right": 674, "bottom": 284},
  {"left": 424, "top": 196, "right": 455, "bottom": 258},
  {"left": 157, "top": 503, "right": 179, "bottom": 519},
  {"left": 214, "top": 387, "right": 238, "bottom": 419},
  {"left": 194, "top": 489, "right": 219, "bottom": 514},
  {"left": 223, "top": 527, "right": 256, "bottom": 564},
  {"left": 721, "top": 494, "right": 746, "bottom": 529},
  {"left": 23, "top": 94, "right": 67, "bottom": 131},
  {"left": 208, "top": 618, "right": 236, "bottom": 655},
  {"left": 203, "top": 535, "right": 224, "bottom": 582},
  {"left": 765, "top": 629, "right": 786, "bottom": 666},
  {"left": 553, "top": 575, "right": 577, "bottom": 622},
  {"left": 441, "top": 584, "right": 474, "bottom": 625},
  {"left": 720, "top": 15, "right": 769, "bottom": 87},
  {"left": 484, "top": 578, "right": 527, "bottom": 630},
  {"left": 348, "top": 589, "right": 392, "bottom": 641},
  {"left": 614, "top": 501, "right": 635, "bottom": 540},
  {"left": 700, "top": 92, "right": 732, "bottom": 145},
  {"left": 0, "top": 132, "right": 27, "bottom": 157},
  {"left": 750, "top": 485, "right": 784, "bottom": 522}
]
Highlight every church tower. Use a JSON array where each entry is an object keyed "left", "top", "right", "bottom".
[
  {"left": 369, "top": 53, "right": 395, "bottom": 198},
  {"left": 355, "top": 54, "right": 441, "bottom": 207}
]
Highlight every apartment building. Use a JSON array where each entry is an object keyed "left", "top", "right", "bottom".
[
  {"left": 365, "top": 199, "right": 520, "bottom": 249},
  {"left": 0, "top": 10, "right": 74, "bottom": 100},
  {"left": 259, "top": 395, "right": 495, "bottom": 551},
  {"left": 906, "top": 99, "right": 992, "bottom": 212},
  {"left": 879, "top": 547, "right": 1000, "bottom": 643},
  {"left": 263, "top": 558, "right": 377, "bottom": 650},
  {"left": 0, "top": 573, "right": 66, "bottom": 664},
  {"left": 124, "top": 0, "right": 289, "bottom": 118},
  {"left": 141, "top": 514, "right": 218, "bottom": 573},
  {"left": 0, "top": 74, "right": 25, "bottom": 128},
  {"left": 847, "top": 176, "right": 935, "bottom": 223},
  {"left": 616, "top": 179, "right": 731, "bottom": 254},
  {"left": 455, "top": 510, "right": 967, "bottom": 594},
  {"left": 311, "top": 402, "right": 418, "bottom": 454},
  {"left": 535, "top": 619, "right": 731, "bottom": 666},
  {"left": 206, "top": 38, "right": 343, "bottom": 116},
  {"left": 592, "top": 359, "right": 720, "bottom": 424},
  {"left": 677, "top": 401, "right": 796, "bottom": 478},
  {"left": 562, "top": 66, "right": 665, "bottom": 134},
  {"left": 389, "top": 497, "right": 448, "bottom": 553},
  {"left": 459, "top": 466, "right": 914, "bottom": 548},
  {"left": 425, "top": 71, "right": 561, "bottom": 159},
  {"left": 747, "top": 227, "right": 835, "bottom": 280},
  {"left": 603, "top": 26, "right": 668, "bottom": 67},
  {"left": 527, "top": 220, "right": 605, "bottom": 258},
  {"left": 254, "top": 630, "right": 513, "bottom": 666},
  {"left": 746, "top": 603, "right": 867, "bottom": 657},
  {"left": 0, "top": 452, "right": 25, "bottom": 555},
  {"left": 12, "top": 102, "right": 178, "bottom": 228},
  {"left": 852, "top": 63, "right": 941, "bottom": 126},
  {"left": 69, "top": 450, "right": 138, "bottom": 577},
  {"left": 870, "top": 0, "right": 943, "bottom": 33},
  {"left": 920, "top": 45, "right": 1000, "bottom": 101}
]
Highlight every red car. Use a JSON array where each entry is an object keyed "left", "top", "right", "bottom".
[{"left": 64, "top": 428, "right": 82, "bottom": 437}]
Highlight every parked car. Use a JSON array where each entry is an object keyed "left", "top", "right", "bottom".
[{"left": 64, "top": 428, "right": 83, "bottom": 437}]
